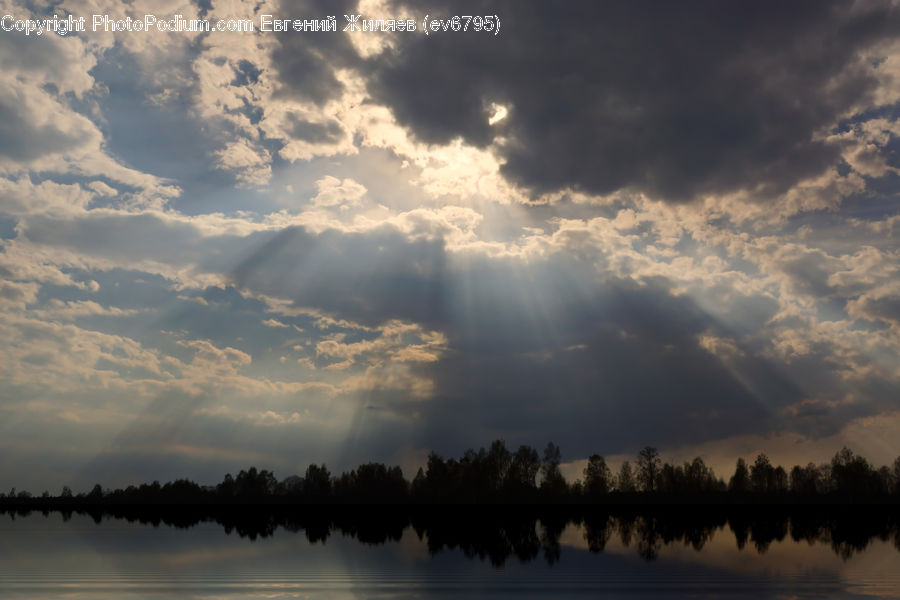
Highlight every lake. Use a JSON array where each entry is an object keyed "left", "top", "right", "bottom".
[{"left": 1, "top": 508, "right": 898, "bottom": 598}]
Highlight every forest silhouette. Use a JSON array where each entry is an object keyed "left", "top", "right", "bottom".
[{"left": 2, "top": 441, "right": 899, "bottom": 505}]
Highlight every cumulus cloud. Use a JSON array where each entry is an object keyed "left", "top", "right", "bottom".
[
  {"left": 310, "top": 176, "right": 367, "bottom": 208},
  {"left": 0, "top": 1, "right": 175, "bottom": 192}
]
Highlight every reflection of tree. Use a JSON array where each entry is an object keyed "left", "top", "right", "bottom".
[
  {"left": 616, "top": 512, "right": 724, "bottom": 561},
  {"left": 635, "top": 516, "right": 661, "bottom": 561},
  {"left": 583, "top": 513, "right": 614, "bottom": 553},
  {"left": 416, "top": 512, "right": 542, "bottom": 567},
  {"left": 618, "top": 513, "right": 635, "bottom": 547},
  {"left": 788, "top": 512, "right": 828, "bottom": 547},
  {"left": 1, "top": 505, "right": 897, "bottom": 565},
  {"left": 505, "top": 517, "right": 542, "bottom": 563},
  {"left": 225, "top": 514, "right": 278, "bottom": 541},
  {"left": 540, "top": 515, "right": 566, "bottom": 565},
  {"left": 826, "top": 513, "right": 885, "bottom": 561},
  {"left": 676, "top": 518, "right": 718, "bottom": 551},
  {"left": 729, "top": 515, "right": 749, "bottom": 550},
  {"left": 335, "top": 511, "right": 407, "bottom": 544},
  {"left": 748, "top": 516, "right": 788, "bottom": 554}
]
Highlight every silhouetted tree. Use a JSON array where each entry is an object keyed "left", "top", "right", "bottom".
[
  {"left": 570, "top": 479, "right": 583, "bottom": 497},
  {"left": 487, "top": 440, "right": 512, "bottom": 492},
  {"left": 336, "top": 463, "right": 407, "bottom": 503},
  {"left": 636, "top": 447, "right": 661, "bottom": 492},
  {"left": 217, "top": 473, "right": 236, "bottom": 498},
  {"left": 304, "top": 464, "right": 332, "bottom": 502},
  {"left": 875, "top": 466, "right": 892, "bottom": 496},
  {"left": 816, "top": 464, "right": 834, "bottom": 494},
  {"left": 281, "top": 475, "right": 302, "bottom": 495},
  {"left": 411, "top": 467, "right": 426, "bottom": 498},
  {"left": 892, "top": 456, "right": 900, "bottom": 495},
  {"left": 658, "top": 462, "right": 680, "bottom": 494},
  {"left": 729, "top": 458, "right": 750, "bottom": 493},
  {"left": 162, "top": 479, "right": 203, "bottom": 501},
  {"left": 506, "top": 445, "right": 540, "bottom": 497},
  {"left": 420, "top": 452, "right": 454, "bottom": 502},
  {"left": 583, "top": 454, "right": 611, "bottom": 497},
  {"left": 684, "top": 457, "right": 720, "bottom": 493},
  {"left": 617, "top": 461, "right": 636, "bottom": 493},
  {"left": 4, "top": 440, "right": 898, "bottom": 507},
  {"left": 830, "top": 447, "right": 875, "bottom": 499},
  {"left": 789, "top": 462, "right": 819, "bottom": 495},
  {"left": 540, "top": 442, "right": 567, "bottom": 499},
  {"left": 458, "top": 444, "right": 504, "bottom": 501},
  {"left": 87, "top": 484, "right": 104, "bottom": 500},
  {"left": 234, "top": 467, "right": 278, "bottom": 499},
  {"left": 750, "top": 454, "right": 774, "bottom": 493},
  {"left": 772, "top": 466, "right": 788, "bottom": 493}
]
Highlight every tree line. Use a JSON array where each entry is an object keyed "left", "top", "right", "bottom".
[{"left": 2, "top": 442, "right": 899, "bottom": 504}]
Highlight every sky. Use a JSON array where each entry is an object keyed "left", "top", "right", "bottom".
[{"left": 2, "top": 0, "right": 900, "bottom": 492}]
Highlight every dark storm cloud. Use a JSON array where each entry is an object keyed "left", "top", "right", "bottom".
[
  {"left": 286, "top": 115, "right": 345, "bottom": 143},
  {"left": 362, "top": 0, "right": 900, "bottom": 201},
  {"left": 270, "top": 0, "right": 362, "bottom": 105},
  {"left": 410, "top": 262, "right": 800, "bottom": 458}
]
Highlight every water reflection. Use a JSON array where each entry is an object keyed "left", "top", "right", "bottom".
[{"left": 1, "top": 508, "right": 899, "bottom": 598}]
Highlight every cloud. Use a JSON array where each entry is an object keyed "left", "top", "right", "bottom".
[
  {"left": 0, "top": 3, "right": 174, "bottom": 192},
  {"left": 364, "top": 0, "right": 900, "bottom": 202},
  {"left": 267, "top": 0, "right": 361, "bottom": 105},
  {"left": 214, "top": 140, "right": 273, "bottom": 187},
  {"left": 261, "top": 318, "right": 290, "bottom": 328},
  {"left": 0, "top": 77, "right": 100, "bottom": 166},
  {"left": 2, "top": 0, "right": 900, "bottom": 491},
  {"left": 310, "top": 176, "right": 367, "bottom": 208},
  {"left": 0, "top": 178, "right": 96, "bottom": 217}
]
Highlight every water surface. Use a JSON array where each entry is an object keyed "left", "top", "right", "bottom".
[{"left": 1, "top": 508, "right": 898, "bottom": 599}]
